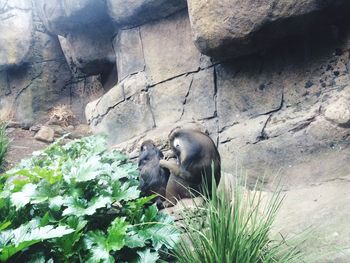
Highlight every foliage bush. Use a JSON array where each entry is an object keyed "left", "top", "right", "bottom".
[
  {"left": 173, "top": 178, "right": 303, "bottom": 263},
  {"left": 0, "top": 124, "right": 9, "bottom": 170},
  {"left": 0, "top": 136, "right": 179, "bottom": 262}
]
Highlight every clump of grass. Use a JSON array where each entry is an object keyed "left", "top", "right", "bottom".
[
  {"left": 173, "top": 176, "right": 303, "bottom": 263},
  {"left": 0, "top": 123, "right": 9, "bottom": 169}
]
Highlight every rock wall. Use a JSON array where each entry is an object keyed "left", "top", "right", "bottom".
[
  {"left": 85, "top": 2, "right": 350, "bottom": 190},
  {"left": 1, "top": 0, "right": 350, "bottom": 259},
  {"left": 0, "top": 0, "right": 116, "bottom": 125},
  {"left": 1, "top": 0, "right": 349, "bottom": 187}
]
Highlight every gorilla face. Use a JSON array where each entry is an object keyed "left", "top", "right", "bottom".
[{"left": 138, "top": 140, "right": 163, "bottom": 168}]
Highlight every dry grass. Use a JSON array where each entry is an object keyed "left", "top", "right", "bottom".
[
  {"left": 0, "top": 105, "right": 14, "bottom": 123},
  {"left": 49, "top": 104, "right": 76, "bottom": 127}
]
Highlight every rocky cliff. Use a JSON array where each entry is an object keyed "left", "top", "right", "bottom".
[{"left": 1, "top": 0, "right": 350, "bottom": 260}]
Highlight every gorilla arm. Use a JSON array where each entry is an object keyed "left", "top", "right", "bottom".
[{"left": 159, "top": 159, "right": 193, "bottom": 181}]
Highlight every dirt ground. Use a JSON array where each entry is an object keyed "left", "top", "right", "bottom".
[
  {"left": 5, "top": 128, "right": 48, "bottom": 169},
  {"left": 4, "top": 124, "right": 91, "bottom": 169}
]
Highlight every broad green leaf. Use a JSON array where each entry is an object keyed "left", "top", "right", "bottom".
[
  {"left": 62, "top": 196, "right": 112, "bottom": 217},
  {"left": 30, "top": 182, "right": 59, "bottom": 205},
  {"left": 4, "top": 175, "right": 30, "bottom": 192},
  {"left": 10, "top": 183, "right": 37, "bottom": 209},
  {"left": 61, "top": 196, "right": 87, "bottom": 217},
  {"left": 110, "top": 165, "right": 129, "bottom": 181},
  {"left": 0, "top": 220, "right": 74, "bottom": 261},
  {"left": 0, "top": 221, "right": 10, "bottom": 231},
  {"left": 26, "top": 253, "right": 53, "bottom": 263},
  {"left": 66, "top": 155, "right": 102, "bottom": 182},
  {"left": 0, "top": 135, "right": 180, "bottom": 262},
  {"left": 14, "top": 225, "right": 75, "bottom": 245},
  {"left": 138, "top": 223, "right": 180, "bottom": 250},
  {"left": 112, "top": 184, "right": 140, "bottom": 202},
  {"left": 84, "top": 196, "right": 112, "bottom": 215},
  {"left": 143, "top": 205, "right": 158, "bottom": 222},
  {"left": 31, "top": 167, "right": 62, "bottom": 185},
  {"left": 66, "top": 216, "right": 88, "bottom": 231},
  {"left": 84, "top": 230, "right": 106, "bottom": 250},
  {"left": 125, "top": 232, "right": 147, "bottom": 248},
  {"left": 53, "top": 218, "right": 87, "bottom": 257},
  {"left": 86, "top": 246, "right": 114, "bottom": 263},
  {"left": 49, "top": 195, "right": 65, "bottom": 210},
  {"left": 84, "top": 218, "right": 129, "bottom": 262},
  {"left": 101, "top": 150, "right": 127, "bottom": 164},
  {"left": 84, "top": 231, "right": 113, "bottom": 263},
  {"left": 120, "top": 163, "right": 139, "bottom": 179},
  {"left": 136, "top": 249, "right": 159, "bottom": 263},
  {"left": 0, "top": 240, "right": 39, "bottom": 261},
  {"left": 125, "top": 196, "right": 157, "bottom": 223},
  {"left": 107, "top": 217, "right": 128, "bottom": 251}
]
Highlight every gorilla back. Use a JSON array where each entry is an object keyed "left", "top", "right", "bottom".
[
  {"left": 138, "top": 140, "right": 169, "bottom": 198},
  {"left": 169, "top": 128, "right": 221, "bottom": 193},
  {"left": 158, "top": 128, "right": 221, "bottom": 207}
]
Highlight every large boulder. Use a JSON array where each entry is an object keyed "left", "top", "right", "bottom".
[
  {"left": 58, "top": 28, "right": 115, "bottom": 76},
  {"left": 107, "top": 0, "right": 187, "bottom": 27},
  {"left": 114, "top": 11, "right": 204, "bottom": 84},
  {"left": 0, "top": 1, "right": 106, "bottom": 125},
  {"left": 34, "top": 0, "right": 108, "bottom": 35},
  {"left": 88, "top": 11, "right": 216, "bottom": 145},
  {"left": 35, "top": 0, "right": 116, "bottom": 76},
  {"left": 187, "top": 0, "right": 350, "bottom": 59},
  {"left": 3, "top": 28, "right": 73, "bottom": 125},
  {"left": 217, "top": 31, "right": 350, "bottom": 188},
  {"left": 0, "top": 0, "right": 33, "bottom": 70}
]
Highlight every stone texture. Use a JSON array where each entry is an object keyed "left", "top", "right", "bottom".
[
  {"left": 324, "top": 90, "right": 350, "bottom": 126},
  {"left": 34, "top": 125, "right": 55, "bottom": 143},
  {"left": 112, "top": 10, "right": 211, "bottom": 85},
  {"left": 182, "top": 67, "right": 216, "bottom": 121},
  {"left": 36, "top": 0, "right": 115, "bottom": 76},
  {"left": 107, "top": 0, "right": 187, "bottom": 27},
  {"left": 69, "top": 75, "right": 105, "bottom": 120},
  {"left": 58, "top": 27, "right": 115, "bottom": 76},
  {"left": 0, "top": 0, "right": 33, "bottom": 70},
  {"left": 35, "top": 0, "right": 108, "bottom": 35},
  {"left": 140, "top": 11, "right": 202, "bottom": 84},
  {"left": 187, "top": 0, "right": 350, "bottom": 59},
  {"left": 4, "top": 26, "right": 73, "bottom": 125},
  {"left": 113, "top": 28, "right": 145, "bottom": 81},
  {"left": 216, "top": 56, "right": 283, "bottom": 131},
  {"left": 85, "top": 98, "right": 99, "bottom": 125},
  {"left": 1, "top": 2, "right": 350, "bottom": 259},
  {"left": 12, "top": 61, "right": 71, "bottom": 125},
  {"left": 86, "top": 72, "right": 149, "bottom": 125},
  {"left": 94, "top": 82, "right": 124, "bottom": 119},
  {"left": 273, "top": 179, "right": 350, "bottom": 262},
  {"left": 220, "top": 113, "right": 350, "bottom": 189},
  {"left": 216, "top": 31, "right": 350, "bottom": 188},
  {"left": 219, "top": 115, "right": 270, "bottom": 147},
  {"left": 0, "top": 2, "right": 107, "bottom": 125},
  {"left": 74, "top": 124, "right": 92, "bottom": 136},
  {"left": 149, "top": 75, "right": 192, "bottom": 127},
  {"left": 91, "top": 92, "right": 155, "bottom": 145}
]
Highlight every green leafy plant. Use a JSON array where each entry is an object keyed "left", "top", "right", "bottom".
[
  {"left": 0, "top": 135, "right": 179, "bottom": 262},
  {"left": 0, "top": 124, "right": 9, "bottom": 170},
  {"left": 173, "top": 177, "right": 304, "bottom": 263}
]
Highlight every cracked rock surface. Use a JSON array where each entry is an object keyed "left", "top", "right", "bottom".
[{"left": 1, "top": 1, "right": 350, "bottom": 260}]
